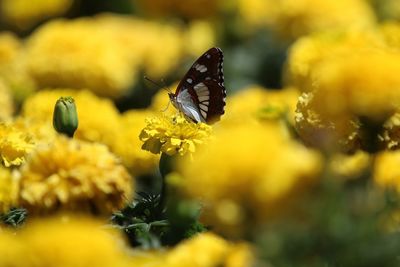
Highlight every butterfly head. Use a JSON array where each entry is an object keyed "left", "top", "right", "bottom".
[{"left": 168, "top": 92, "right": 177, "bottom": 106}]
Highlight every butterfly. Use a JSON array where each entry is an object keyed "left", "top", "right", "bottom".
[{"left": 169, "top": 47, "right": 226, "bottom": 124}]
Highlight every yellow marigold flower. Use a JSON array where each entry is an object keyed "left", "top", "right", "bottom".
[
  {"left": 24, "top": 15, "right": 195, "bottom": 97},
  {"left": 295, "top": 92, "right": 362, "bottom": 153},
  {"left": 112, "top": 109, "right": 159, "bottom": 176},
  {"left": 93, "top": 14, "right": 184, "bottom": 79},
  {"left": 140, "top": 113, "right": 212, "bottom": 156},
  {"left": 0, "top": 0, "right": 73, "bottom": 29},
  {"left": 17, "top": 136, "right": 133, "bottom": 215},
  {"left": 245, "top": 0, "right": 376, "bottom": 40},
  {"left": 22, "top": 89, "right": 121, "bottom": 148},
  {"left": 329, "top": 150, "right": 372, "bottom": 179},
  {"left": 165, "top": 232, "right": 253, "bottom": 267},
  {"left": 0, "top": 216, "right": 131, "bottom": 267},
  {"left": 0, "top": 166, "right": 19, "bottom": 213},
  {"left": 284, "top": 30, "right": 386, "bottom": 91},
  {"left": 374, "top": 150, "right": 400, "bottom": 192},
  {"left": 176, "top": 123, "right": 322, "bottom": 236},
  {"left": 25, "top": 18, "right": 137, "bottom": 98},
  {"left": 0, "top": 123, "right": 35, "bottom": 167},
  {"left": 310, "top": 50, "right": 400, "bottom": 122}
]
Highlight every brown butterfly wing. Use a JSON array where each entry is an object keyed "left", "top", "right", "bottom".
[{"left": 175, "top": 47, "right": 226, "bottom": 124}]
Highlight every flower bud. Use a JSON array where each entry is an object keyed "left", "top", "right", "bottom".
[{"left": 53, "top": 97, "right": 78, "bottom": 137}]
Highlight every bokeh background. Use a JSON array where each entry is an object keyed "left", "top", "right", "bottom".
[{"left": 2, "top": 0, "right": 400, "bottom": 266}]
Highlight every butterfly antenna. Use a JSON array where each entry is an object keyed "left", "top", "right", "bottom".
[
  {"left": 160, "top": 78, "right": 172, "bottom": 93},
  {"left": 144, "top": 76, "right": 171, "bottom": 93},
  {"left": 161, "top": 99, "right": 171, "bottom": 112}
]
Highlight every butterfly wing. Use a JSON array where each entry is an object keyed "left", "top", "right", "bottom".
[{"left": 175, "top": 47, "right": 226, "bottom": 124}]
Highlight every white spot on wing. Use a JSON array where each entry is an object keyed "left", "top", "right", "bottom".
[
  {"left": 187, "top": 78, "right": 193, "bottom": 84},
  {"left": 195, "top": 64, "right": 207, "bottom": 73},
  {"left": 198, "top": 95, "right": 209, "bottom": 102},
  {"left": 206, "top": 54, "right": 211, "bottom": 59},
  {"left": 199, "top": 104, "right": 208, "bottom": 111}
]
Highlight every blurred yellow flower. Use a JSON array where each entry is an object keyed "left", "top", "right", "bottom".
[
  {"left": 0, "top": 166, "right": 18, "bottom": 213},
  {"left": 222, "top": 85, "right": 299, "bottom": 129},
  {"left": 284, "top": 30, "right": 386, "bottom": 91},
  {"left": 310, "top": 50, "right": 400, "bottom": 122},
  {"left": 25, "top": 18, "right": 137, "bottom": 98},
  {"left": 24, "top": 15, "right": 211, "bottom": 98},
  {"left": 0, "top": 216, "right": 131, "bottom": 267},
  {"left": 0, "top": 123, "right": 35, "bottom": 167},
  {"left": 295, "top": 92, "right": 362, "bottom": 153},
  {"left": 165, "top": 232, "right": 253, "bottom": 267},
  {"left": 329, "top": 150, "right": 372, "bottom": 179},
  {"left": 374, "top": 150, "right": 400, "bottom": 192},
  {"left": 0, "top": 32, "right": 21, "bottom": 67},
  {"left": 0, "top": 0, "right": 73, "bottom": 29},
  {"left": 176, "top": 123, "right": 321, "bottom": 236},
  {"left": 140, "top": 113, "right": 212, "bottom": 156},
  {"left": 17, "top": 136, "right": 133, "bottom": 215},
  {"left": 22, "top": 89, "right": 121, "bottom": 148},
  {"left": 184, "top": 21, "right": 216, "bottom": 57},
  {"left": 112, "top": 109, "right": 159, "bottom": 176},
  {"left": 243, "top": 0, "right": 376, "bottom": 40},
  {"left": 0, "top": 32, "right": 36, "bottom": 104},
  {"left": 0, "top": 79, "right": 14, "bottom": 121}
]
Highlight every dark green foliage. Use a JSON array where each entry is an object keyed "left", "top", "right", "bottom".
[
  {"left": 111, "top": 192, "right": 206, "bottom": 249},
  {"left": 1, "top": 208, "right": 27, "bottom": 227},
  {"left": 255, "top": 178, "right": 400, "bottom": 267}
]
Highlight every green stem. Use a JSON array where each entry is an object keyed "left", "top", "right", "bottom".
[{"left": 158, "top": 153, "right": 174, "bottom": 214}]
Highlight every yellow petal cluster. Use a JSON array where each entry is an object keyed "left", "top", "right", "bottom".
[
  {"left": 22, "top": 89, "right": 121, "bottom": 148},
  {"left": 0, "top": 216, "right": 132, "bottom": 267},
  {"left": 0, "top": 123, "right": 35, "bottom": 167},
  {"left": 176, "top": 123, "right": 322, "bottom": 236},
  {"left": 0, "top": 166, "right": 18, "bottom": 213},
  {"left": 237, "top": 0, "right": 376, "bottom": 39},
  {"left": 17, "top": 136, "right": 133, "bottom": 215},
  {"left": 0, "top": 0, "right": 73, "bottom": 29},
  {"left": 374, "top": 150, "right": 400, "bottom": 191},
  {"left": 140, "top": 113, "right": 212, "bottom": 156},
  {"left": 112, "top": 109, "right": 159, "bottom": 176}
]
